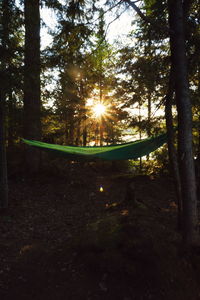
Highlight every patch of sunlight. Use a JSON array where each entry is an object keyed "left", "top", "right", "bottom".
[
  {"left": 20, "top": 244, "right": 34, "bottom": 255},
  {"left": 99, "top": 186, "right": 104, "bottom": 192},
  {"left": 121, "top": 209, "right": 129, "bottom": 216}
]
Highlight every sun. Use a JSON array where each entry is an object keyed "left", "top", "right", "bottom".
[{"left": 93, "top": 103, "right": 106, "bottom": 118}]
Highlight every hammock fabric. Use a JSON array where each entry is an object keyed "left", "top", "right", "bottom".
[{"left": 22, "top": 132, "right": 167, "bottom": 161}]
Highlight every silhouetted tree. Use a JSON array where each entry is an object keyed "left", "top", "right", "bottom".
[
  {"left": 168, "top": 0, "right": 198, "bottom": 245},
  {"left": 24, "top": 0, "right": 41, "bottom": 172}
]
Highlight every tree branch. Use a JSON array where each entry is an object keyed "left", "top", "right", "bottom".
[
  {"left": 86, "top": 0, "right": 124, "bottom": 26},
  {"left": 183, "top": 0, "right": 192, "bottom": 19},
  {"left": 124, "top": 0, "right": 150, "bottom": 24}
]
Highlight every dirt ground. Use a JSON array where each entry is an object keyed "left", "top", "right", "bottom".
[{"left": 1, "top": 163, "right": 200, "bottom": 300}]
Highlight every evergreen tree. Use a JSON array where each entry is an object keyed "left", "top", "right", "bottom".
[
  {"left": 45, "top": 0, "right": 93, "bottom": 145},
  {"left": 168, "top": 0, "right": 198, "bottom": 245},
  {"left": 24, "top": 0, "right": 41, "bottom": 172},
  {"left": 0, "top": 0, "right": 13, "bottom": 208}
]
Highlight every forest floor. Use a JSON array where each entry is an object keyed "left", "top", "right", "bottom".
[{"left": 1, "top": 161, "right": 200, "bottom": 300}]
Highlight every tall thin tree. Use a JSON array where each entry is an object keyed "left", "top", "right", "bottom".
[
  {"left": 24, "top": 0, "right": 41, "bottom": 172},
  {"left": 168, "top": 0, "right": 198, "bottom": 245},
  {"left": 165, "top": 67, "right": 182, "bottom": 229},
  {"left": 0, "top": 0, "right": 10, "bottom": 209},
  {"left": 0, "top": 90, "right": 8, "bottom": 209}
]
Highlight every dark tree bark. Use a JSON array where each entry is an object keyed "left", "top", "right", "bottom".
[
  {"left": 147, "top": 93, "right": 151, "bottom": 137},
  {"left": 0, "top": 0, "right": 9, "bottom": 209},
  {"left": 83, "top": 117, "right": 87, "bottom": 146},
  {"left": 0, "top": 90, "right": 8, "bottom": 209},
  {"left": 24, "top": 0, "right": 41, "bottom": 172},
  {"left": 197, "top": 116, "right": 200, "bottom": 201},
  {"left": 79, "top": 81, "right": 87, "bottom": 146},
  {"left": 168, "top": 0, "right": 198, "bottom": 245},
  {"left": 138, "top": 100, "right": 142, "bottom": 170},
  {"left": 125, "top": 0, "right": 151, "bottom": 24},
  {"left": 68, "top": 112, "right": 74, "bottom": 145},
  {"left": 8, "top": 93, "right": 15, "bottom": 150},
  {"left": 165, "top": 67, "right": 182, "bottom": 229},
  {"left": 196, "top": 79, "right": 200, "bottom": 201},
  {"left": 146, "top": 93, "right": 151, "bottom": 161}
]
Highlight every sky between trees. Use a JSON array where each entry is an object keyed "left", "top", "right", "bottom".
[{"left": 40, "top": 1, "right": 134, "bottom": 50}]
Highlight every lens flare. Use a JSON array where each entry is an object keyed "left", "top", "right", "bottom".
[
  {"left": 99, "top": 186, "right": 104, "bottom": 192},
  {"left": 93, "top": 103, "right": 106, "bottom": 118}
]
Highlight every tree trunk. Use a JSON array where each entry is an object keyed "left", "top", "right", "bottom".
[
  {"left": 196, "top": 113, "right": 200, "bottom": 202},
  {"left": 83, "top": 122, "right": 87, "bottom": 146},
  {"left": 0, "top": 0, "right": 10, "bottom": 209},
  {"left": 165, "top": 67, "right": 182, "bottom": 229},
  {"left": 82, "top": 102, "right": 87, "bottom": 146},
  {"left": 24, "top": 0, "right": 41, "bottom": 173},
  {"left": 0, "top": 89, "right": 8, "bottom": 209},
  {"left": 138, "top": 100, "right": 142, "bottom": 171},
  {"left": 100, "top": 116, "right": 103, "bottom": 146},
  {"left": 147, "top": 93, "right": 151, "bottom": 137},
  {"left": 75, "top": 120, "right": 81, "bottom": 146},
  {"left": 196, "top": 70, "right": 200, "bottom": 201},
  {"left": 168, "top": 0, "right": 198, "bottom": 245},
  {"left": 146, "top": 93, "right": 151, "bottom": 161},
  {"left": 69, "top": 113, "right": 74, "bottom": 145},
  {"left": 8, "top": 93, "right": 15, "bottom": 150}
]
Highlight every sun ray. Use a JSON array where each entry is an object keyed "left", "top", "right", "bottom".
[{"left": 93, "top": 103, "right": 106, "bottom": 118}]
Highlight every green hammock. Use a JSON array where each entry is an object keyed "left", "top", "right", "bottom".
[{"left": 22, "top": 132, "right": 167, "bottom": 161}]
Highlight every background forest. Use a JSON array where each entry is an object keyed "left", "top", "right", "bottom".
[
  {"left": 1, "top": 0, "right": 198, "bottom": 151},
  {"left": 1, "top": 2, "right": 200, "bottom": 149}
]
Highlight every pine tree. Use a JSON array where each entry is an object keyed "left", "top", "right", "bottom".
[
  {"left": 168, "top": 0, "right": 198, "bottom": 245},
  {"left": 24, "top": 0, "right": 41, "bottom": 172},
  {"left": 0, "top": 0, "right": 11, "bottom": 208}
]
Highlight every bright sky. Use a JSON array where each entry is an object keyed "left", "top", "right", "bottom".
[
  {"left": 40, "top": 8, "right": 57, "bottom": 50},
  {"left": 40, "top": 2, "right": 135, "bottom": 50}
]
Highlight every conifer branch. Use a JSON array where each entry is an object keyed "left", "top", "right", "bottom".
[{"left": 124, "top": 0, "right": 151, "bottom": 24}]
